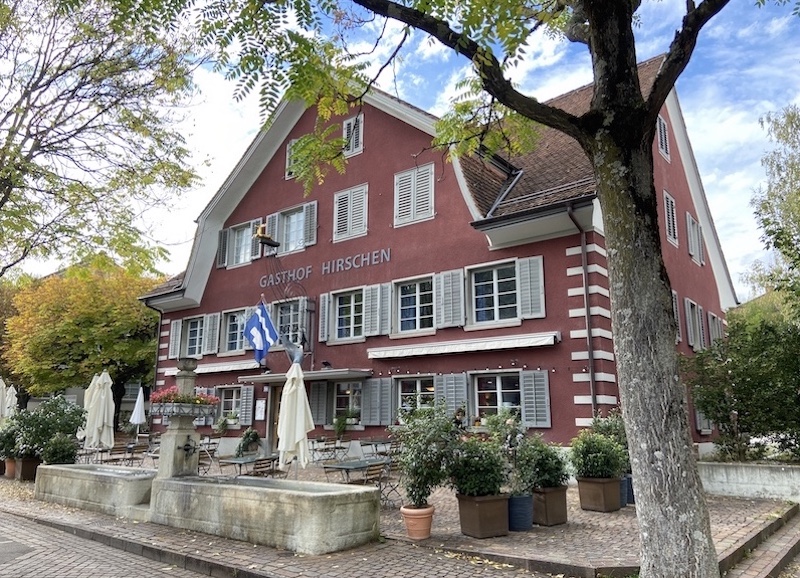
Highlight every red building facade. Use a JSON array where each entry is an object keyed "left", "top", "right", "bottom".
[{"left": 142, "top": 57, "right": 738, "bottom": 451}]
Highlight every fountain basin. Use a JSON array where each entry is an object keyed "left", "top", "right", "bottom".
[
  {"left": 34, "top": 464, "right": 156, "bottom": 518},
  {"left": 149, "top": 475, "right": 380, "bottom": 555}
]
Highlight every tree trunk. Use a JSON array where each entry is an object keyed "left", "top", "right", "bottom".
[{"left": 592, "top": 133, "right": 719, "bottom": 578}]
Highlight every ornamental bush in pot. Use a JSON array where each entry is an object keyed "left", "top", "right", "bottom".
[
  {"left": 570, "top": 429, "right": 627, "bottom": 512},
  {"left": 389, "top": 400, "right": 459, "bottom": 540},
  {"left": 449, "top": 436, "right": 510, "bottom": 538}
]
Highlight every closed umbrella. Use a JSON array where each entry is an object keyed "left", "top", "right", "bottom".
[
  {"left": 76, "top": 374, "right": 99, "bottom": 442},
  {"left": 277, "top": 363, "right": 315, "bottom": 471},
  {"left": 84, "top": 370, "right": 115, "bottom": 449},
  {"left": 129, "top": 386, "right": 147, "bottom": 437},
  {"left": 5, "top": 385, "right": 17, "bottom": 418},
  {"left": 0, "top": 378, "right": 6, "bottom": 424}
]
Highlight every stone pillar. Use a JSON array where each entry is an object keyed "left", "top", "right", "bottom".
[{"left": 156, "top": 358, "right": 202, "bottom": 479}]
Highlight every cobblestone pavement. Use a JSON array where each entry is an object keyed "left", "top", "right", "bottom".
[{"left": 0, "top": 461, "right": 795, "bottom": 578}]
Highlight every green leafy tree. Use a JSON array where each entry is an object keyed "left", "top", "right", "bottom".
[
  {"left": 683, "top": 292, "right": 800, "bottom": 460},
  {"left": 751, "top": 105, "right": 800, "bottom": 300},
  {"left": 0, "top": 0, "right": 200, "bottom": 279},
  {"left": 67, "top": 0, "right": 798, "bottom": 575},
  {"left": 3, "top": 255, "right": 160, "bottom": 429}
]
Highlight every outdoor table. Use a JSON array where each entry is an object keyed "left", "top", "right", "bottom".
[
  {"left": 219, "top": 454, "right": 275, "bottom": 475},
  {"left": 323, "top": 457, "right": 388, "bottom": 483}
]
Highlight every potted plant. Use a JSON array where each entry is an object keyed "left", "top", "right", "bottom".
[
  {"left": 334, "top": 413, "right": 348, "bottom": 440},
  {"left": 529, "top": 438, "right": 570, "bottom": 526},
  {"left": 150, "top": 386, "right": 220, "bottom": 417},
  {"left": 449, "top": 436, "right": 509, "bottom": 538},
  {"left": 0, "top": 424, "right": 18, "bottom": 479},
  {"left": 591, "top": 408, "right": 633, "bottom": 505},
  {"left": 570, "top": 429, "right": 627, "bottom": 512},
  {"left": 213, "top": 415, "right": 229, "bottom": 434},
  {"left": 42, "top": 432, "right": 79, "bottom": 464},
  {"left": 235, "top": 426, "right": 261, "bottom": 457},
  {"left": 389, "top": 401, "right": 459, "bottom": 540}
]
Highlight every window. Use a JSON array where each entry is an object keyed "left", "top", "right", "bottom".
[
  {"left": 684, "top": 298, "right": 706, "bottom": 351},
  {"left": 285, "top": 139, "right": 297, "bottom": 179},
  {"left": 220, "top": 387, "right": 241, "bottom": 421},
  {"left": 264, "top": 201, "right": 317, "bottom": 255},
  {"left": 333, "top": 184, "right": 367, "bottom": 241},
  {"left": 664, "top": 191, "right": 678, "bottom": 246},
  {"left": 473, "top": 263, "right": 518, "bottom": 323},
  {"left": 185, "top": 316, "right": 204, "bottom": 357},
  {"left": 275, "top": 298, "right": 306, "bottom": 346},
  {"left": 222, "top": 309, "right": 247, "bottom": 353},
  {"left": 343, "top": 114, "right": 363, "bottom": 157},
  {"left": 686, "top": 213, "right": 704, "bottom": 264},
  {"left": 394, "top": 163, "right": 434, "bottom": 226},
  {"left": 672, "top": 290, "right": 682, "bottom": 343},
  {"left": 216, "top": 220, "right": 261, "bottom": 268},
  {"left": 399, "top": 377, "right": 434, "bottom": 410},
  {"left": 398, "top": 278, "right": 434, "bottom": 332},
  {"left": 657, "top": 115, "right": 670, "bottom": 160},
  {"left": 336, "top": 290, "right": 363, "bottom": 339},
  {"left": 708, "top": 312, "right": 724, "bottom": 343},
  {"left": 475, "top": 374, "right": 521, "bottom": 416},
  {"left": 168, "top": 313, "right": 220, "bottom": 358},
  {"left": 335, "top": 382, "right": 361, "bottom": 419}
]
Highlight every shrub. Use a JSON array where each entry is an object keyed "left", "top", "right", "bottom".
[
  {"left": 591, "top": 408, "right": 630, "bottom": 473},
  {"left": 570, "top": 429, "right": 627, "bottom": 479},
  {"left": 235, "top": 427, "right": 260, "bottom": 457},
  {"left": 42, "top": 432, "right": 78, "bottom": 464},
  {"left": 11, "top": 396, "right": 85, "bottom": 459},
  {"left": 449, "top": 436, "right": 507, "bottom": 497}
]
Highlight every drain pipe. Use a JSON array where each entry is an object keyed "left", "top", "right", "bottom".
[{"left": 567, "top": 205, "right": 597, "bottom": 415}]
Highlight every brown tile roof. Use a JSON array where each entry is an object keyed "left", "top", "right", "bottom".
[
  {"left": 463, "top": 54, "right": 665, "bottom": 222},
  {"left": 140, "top": 271, "right": 186, "bottom": 300}
]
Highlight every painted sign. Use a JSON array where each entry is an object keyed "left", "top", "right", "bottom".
[{"left": 259, "top": 248, "right": 391, "bottom": 288}]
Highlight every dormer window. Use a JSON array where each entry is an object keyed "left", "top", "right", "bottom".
[{"left": 343, "top": 114, "right": 363, "bottom": 157}]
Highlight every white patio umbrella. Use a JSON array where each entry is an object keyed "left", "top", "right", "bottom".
[
  {"left": 76, "top": 374, "right": 99, "bottom": 442},
  {"left": 84, "top": 370, "right": 115, "bottom": 449},
  {"left": 277, "top": 363, "right": 315, "bottom": 471},
  {"left": 4, "top": 385, "right": 17, "bottom": 418},
  {"left": 0, "top": 377, "right": 7, "bottom": 424},
  {"left": 129, "top": 386, "right": 147, "bottom": 437}
]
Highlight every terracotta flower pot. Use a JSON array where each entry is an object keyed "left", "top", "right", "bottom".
[{"left": 400, "top": 504, "right": 435, "bottom": 540}]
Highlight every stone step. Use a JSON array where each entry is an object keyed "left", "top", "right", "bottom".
[{"left": 724, "top": 507, "right": 800, "bottom": 578}]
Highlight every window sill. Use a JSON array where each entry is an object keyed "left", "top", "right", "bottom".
[
  {"left": 327, "top": 337, "right": 366, "bottom": 346},
  {"left": 216, "top": 350, "right": 245, "bottom": 358},
  {"left": 389, "top": 328, "right": 436, "bottom": 340},
  {"left": 323, "top": 424, "right": 365, "bottom": 432},
  {"left": 463, "top": 319, "right": 522, "bottom": 332},
  {"left": 393, "top": 214, "right": 435, "bottom": 229}
]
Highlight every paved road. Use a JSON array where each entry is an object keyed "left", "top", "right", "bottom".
[{"left": 0, "top": 510, "right": 205, "bottom": 578}]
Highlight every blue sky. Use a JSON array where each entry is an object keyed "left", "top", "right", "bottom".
[{"left": 148, "top": 0, "right": 800, "bottom": 304}]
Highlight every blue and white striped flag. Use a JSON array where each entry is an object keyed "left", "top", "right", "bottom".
[{"left": 244, "top": 302, "right": 279, "bottom": 364}]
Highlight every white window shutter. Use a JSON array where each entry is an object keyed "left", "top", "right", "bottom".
[
  {"left": 309, "top": 383, "right": 329, "bottom": 425},
  {"left": 249, "top": 218, "right": 263, "bottom": 260},
  {"left": 201, "top": 313, "right": 220, "bottom": 355},
  {"left": 517, "top": 256, "right": 545, "bottom": 319},
  {"left": 685, "top": 298, "right": 695, "bottom": 347},
  {"left": 351, "top": 185, "right": 367, "bottom": 235},
  {"left": 686, "top": 214, "right": 698, "bottom": 258},
  {"left": 698, "top": 225, "right": 705, "bottom": 264},
  {"left": 238, "top": 385, "right": 254, "bottom": 426},
  {"left": 361, "top": 377, "right": 392, "bottom": 426},
  {"left": 394, "top": 170, "right": 414, "bottom": 225},
  {"left": 317, "top": 293, "right": 329, "bottom": 342},
  {"left": 434, "top": 269, "right": 464, "bottom": 328},
  {"left": 379, "top": 282, "right": 391, "bottom": 335},
  {"left": 216, "top": 229, "right": 228, "bottom": 268},
  {"left": 521, "top": 370, "right": 551, "bottom": 428},
  {"left": 243, "top": 306, "right": 255, "bottom": 350},
  {"left": 433, "top": 373, "right": 468, "bottom": 415},
  {"left": 698, "top": 305, "right": 706, "bottom": 349},
  {"left": 414, "top": 165, "right": 433, "bottom": 219},
  {"left": 265, "top": 213, "right": 279, "bottom": 256},
  {"left": 298, "top": 296, "right": 309, "bottom": 345},
  {"left": 334, "top": 191, "right": 349, "bottom": 240},
  {"left": 304, "top": 201, "right": 317, "bottom": 247},
  {"left": 285, "top": 139, "right": 296, "bottom": 179},
  {"left": 363, "top": 284, "right": 381, "bottom": 337},
  {"left": 168, "top": 320, "right": 182, "bottom": 359},
  {"left": 672, "top": 290, "right": 681, "bottom": 343}
]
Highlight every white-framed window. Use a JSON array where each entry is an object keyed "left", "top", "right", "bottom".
[
  {"left": 335, "top": 382, "right": 362, "bottom": 419},
  {"left": 664, "top": 191, "right": 678, "bottom": 246},
  {"left": 657, "top": 114, "right": 670, "bottom": 160},
  {"left": 275, "top": 298, "right": 306, "bottom": 346},
  {"left": 475, "top": 373, "right": 521, "bottom": 416},
  {"left": 708, "top": 311, "right": 724, "bottom": 343},
  {"left": 217, "top": 385, "right": 254, "bottom": 426},
  {"left": 184, "top": 316, "right": 204, "bottom": 357},
  {"left": 686, "top": 212, "right": 704, "bottom": 265},
  {"left": 397, "top": 277, "right": 434, "bottom": 333},
  {"left": 222, "top": 309, "right": 247, "bottom": 353},
  {"left": 264, "top": 201, "right": 318, "bottom": 256},
  {"left": 216, "top": 219, "right": 262, "bottom": 268},
  {"left": 394, "top": 163, "right": 434, "bottom": 226},
  {"left": 168, "top": 313, "right": 220, "bottom": 359},
  {"left": 472, "top": 263, "right": 518, "bottom": 323},
  {"left": 343, "top": 114, "right": 364, "bottom": 157},
  {"left": 684, "top": 298, "right": 706, "bottom": 351},
  {"left": 285, "top": 138, "right": 297, "bottom": 180},
  {"left": 335, "top": 290, "right": 364, "bottom": 339},
  {"left": 672, "top": 290, "right": 682, "bottom": 343},
  {"left": 333, "top": 184, "right": 367, "bottom": 242},
  {"left": 399, "top": 377, "right": 434, "bottom": 410}
]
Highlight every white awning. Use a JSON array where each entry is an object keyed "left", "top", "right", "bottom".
[
  {"left": 239, "top": 368, "right": 374, "bottom": 384},
  {"left": 367, "top": 331, "right": 561, "bottom": 359},
  {"left": 162, "top": 359, "right": 259, "bottom": 376}
]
